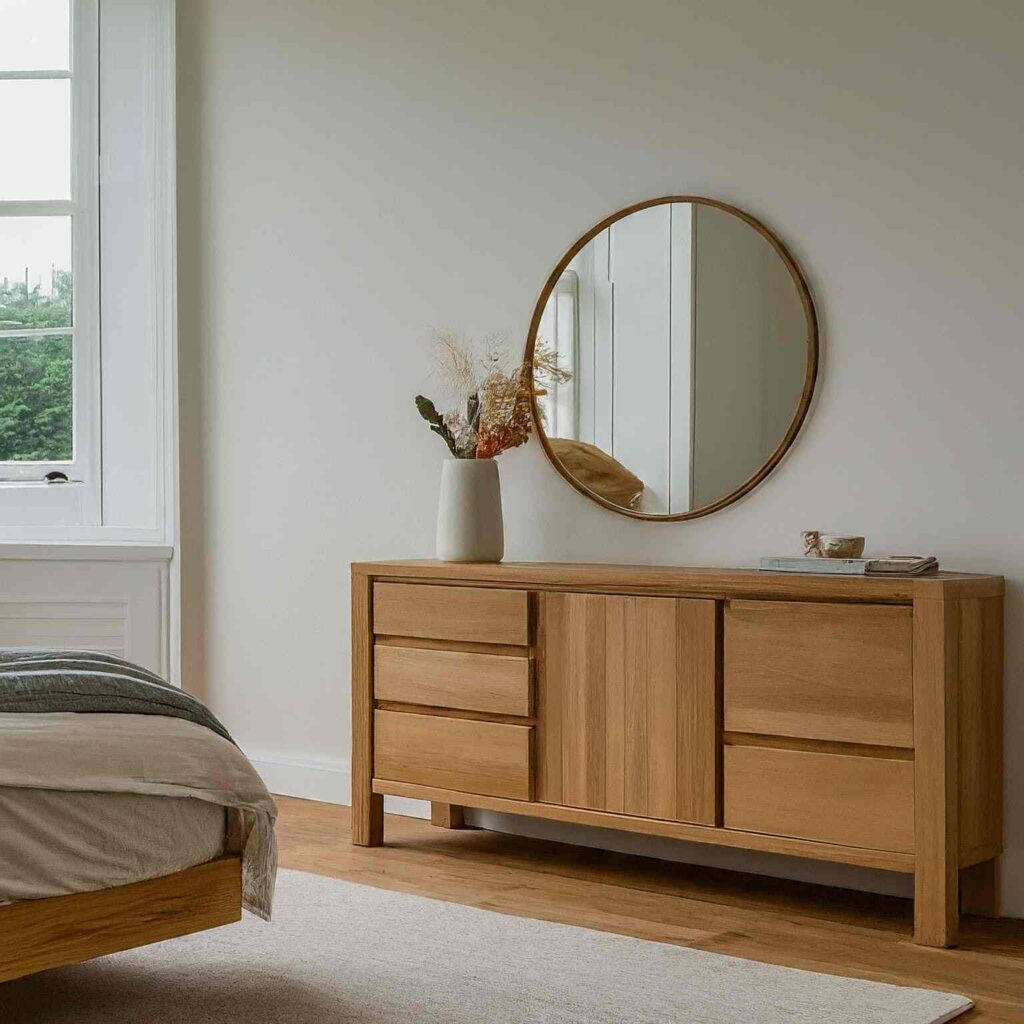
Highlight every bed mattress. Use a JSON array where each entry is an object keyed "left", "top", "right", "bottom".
[{"left": 0, "top": 786, "right": 226, "bottom": 905}]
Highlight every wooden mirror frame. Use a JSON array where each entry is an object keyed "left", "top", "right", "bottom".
[{"left": 525, "top": 196, "right": 819, "bottom": 521}]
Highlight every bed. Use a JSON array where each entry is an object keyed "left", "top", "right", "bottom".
[{"left": 0, "top": 651, "right": 276, "bottom": 984}]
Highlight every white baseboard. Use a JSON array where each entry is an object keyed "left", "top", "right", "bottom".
[
  {"left": 247, "top": 752, "right": 429, "bottom": 819},
  {"left": 382, "top": 795, "right": 432, "bottom": 819},
  {"left": 246, "top": 752, "right": 351, "bottom": 805}
]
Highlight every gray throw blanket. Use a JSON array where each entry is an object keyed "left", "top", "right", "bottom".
[{"left": 0, "top": 650, "right": 233, "bottom": 744}]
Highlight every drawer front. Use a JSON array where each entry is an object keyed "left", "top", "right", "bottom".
[
  {"left": 374, "top": 583, "right": 529, "bottom": 646},
  {"left": 724, "top": 600, "right": 914, "bottom": 747},
  {"left": 374, "top": 643, "right": 531, "bottom": 716},
  {"left": 374, "top": 710, "right": 533, "bottom": 800},
  {"left": 724, "top": 744, "right": 914, "bottom": 852}
]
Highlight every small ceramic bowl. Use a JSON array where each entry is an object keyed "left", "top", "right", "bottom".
[
  {"left": 819, "top": 535, "right": 865, "bottom": 558},
  {"left": 802, "top": 531, "right": 866, "bottom": 559}
]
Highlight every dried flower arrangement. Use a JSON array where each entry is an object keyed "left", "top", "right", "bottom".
[{"left": 416, "top": 331, "right": 571, "bottom": 459}]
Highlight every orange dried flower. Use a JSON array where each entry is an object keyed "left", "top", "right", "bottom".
[{"left": 418, "top": 333, "right": 570, "bottom": 459}]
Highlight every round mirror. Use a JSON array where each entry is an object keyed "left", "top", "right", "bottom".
[{"left": 526, "top": 197, "right": 818, "bottom": 520}]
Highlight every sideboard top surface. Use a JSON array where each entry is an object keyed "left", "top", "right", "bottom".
[{"left": 352, "top": 560, "right": 1003, "bottom": 603}]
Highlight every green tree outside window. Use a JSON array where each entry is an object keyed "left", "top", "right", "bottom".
[{"left": 0, "top": 269, "right": 73, "bottom": 462}]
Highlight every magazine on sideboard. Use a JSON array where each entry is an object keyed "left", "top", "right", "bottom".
[{"left": 759, "top": 555, "right": 939, "bottom": 576}]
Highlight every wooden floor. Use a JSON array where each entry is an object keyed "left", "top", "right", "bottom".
[{"left": 277, "top": 797, "right": 1024, "bottom": 1022}]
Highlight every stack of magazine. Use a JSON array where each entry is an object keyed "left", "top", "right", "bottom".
[{"left": 760, "top": 555, "right": 939, "bottom": 576}]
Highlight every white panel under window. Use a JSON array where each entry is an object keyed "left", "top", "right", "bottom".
[{"left": 0, "top": 552, "right": 170, "bottom": 675}]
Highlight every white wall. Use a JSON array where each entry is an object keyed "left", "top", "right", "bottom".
[{"left": 176, "top": 0, "right": 1024, "bottom": 911}]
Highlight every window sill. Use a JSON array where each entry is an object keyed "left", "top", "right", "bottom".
[
  {"left": 0, "top": 542, "right": 173, "bottom": 562},
  {"left": 0, "top": 479, "right": 85, "bottom": 487}
]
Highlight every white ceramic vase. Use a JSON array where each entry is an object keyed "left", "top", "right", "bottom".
[{"left": 436, "top": 457, "right": 504, "bottom": 563}]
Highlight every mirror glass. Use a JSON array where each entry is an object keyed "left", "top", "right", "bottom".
[{"left": 530, "top": 198, "right": 816, "bottom": 519}]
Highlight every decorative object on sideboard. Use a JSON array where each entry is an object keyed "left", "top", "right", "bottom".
[
  {"left": 524, "top": 196, "right": 819, "bottom": 521},
  {"left": 416, "top": 332, "right": 571, "bottom": 562},
  {"left": 435, "top": 458, "right": 505, "bottom": 563},
  {"left": 763, "top": 553, "right": 939, "bottom": 576},
  {"left": 802, "top": 530, "right": 866, "bottom": 558}
]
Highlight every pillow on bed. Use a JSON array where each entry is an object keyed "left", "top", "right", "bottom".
[{"left": 548, "top": 437, "right": 645, "bottom": 509}]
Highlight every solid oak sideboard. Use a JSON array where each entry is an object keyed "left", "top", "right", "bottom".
[{"left": 350, "top": 560, "right": 1004, "bottom": 947}]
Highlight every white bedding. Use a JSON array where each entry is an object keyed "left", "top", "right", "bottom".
[
  {"left": 0, "top": 712, "right": 277, "bottom": 918},
  {"left": 0, "top": 788, "right": 226, "bottom": 905}
]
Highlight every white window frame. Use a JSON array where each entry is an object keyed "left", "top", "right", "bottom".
[
  {"left": 0, "top": 0, "right": 100, "bottom": 518},
  {"left": 538, "top": 269, "right": 580, "bottom": 440}
]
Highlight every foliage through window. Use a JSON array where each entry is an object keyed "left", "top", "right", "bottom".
[
  {"left": 0, "top": 0, "right": 94, "bottom": 471},
  {"left": 0, "top": 274, "right": 72, "bottom": 461}
]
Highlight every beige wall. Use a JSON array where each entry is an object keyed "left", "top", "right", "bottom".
[{"left": 177, "top": 1, "right": 1024, "bottom": 909}]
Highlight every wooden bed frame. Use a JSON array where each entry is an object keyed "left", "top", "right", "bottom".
[{"left": 0, "top": 854, "right": 242, "bottom": 983}]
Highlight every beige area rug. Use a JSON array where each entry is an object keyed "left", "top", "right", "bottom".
[{"left": 0, "top": 869, "right": 971, "bottom": 1023}]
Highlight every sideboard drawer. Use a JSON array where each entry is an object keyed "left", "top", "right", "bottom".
[
  {"left": 374, "top": 710, "right": 533, "bottom": 800},
  {"left": 724, "top": 600, "right": 914, "bottom": 747},
  {"left": 374, "top": 643, "right": 532, "bottom": 716},
  {"left": 373, "top": 583, "right": 529, "bottom": 646},
  {"left": 724, "top": 744, "right": 914, "bottom": 853}
]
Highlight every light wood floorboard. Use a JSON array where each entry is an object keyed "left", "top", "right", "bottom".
[{"left": 276, "top": 796, "right": 1024, "bottom": 1022}]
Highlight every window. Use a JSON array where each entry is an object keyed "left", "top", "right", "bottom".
[
  {"left": 0, "top": 0, "right": 98, "bottom": 484},
  {"left": 537, "top": 269, "right": 580, "bottom": 439}
]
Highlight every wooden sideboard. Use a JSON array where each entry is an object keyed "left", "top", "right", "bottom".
[{"left": 351, "top": 560, "right": 1004, "bottom": 947}]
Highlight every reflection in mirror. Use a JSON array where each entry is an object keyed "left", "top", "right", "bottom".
[{"left": 535, "top": 200, "right": 813, "bottom": 517}]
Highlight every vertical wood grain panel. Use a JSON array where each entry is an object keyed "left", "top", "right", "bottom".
[
  {"left": 677, "top": 599, "right": 718, "bottom": 825},
  {"left": 913, "top": 596, "right": 959, "bottom": 946},
  {"left": 561, "top": 594, "right": 608, "bottom": 810},
  {"left": 616, "top": 597, "right": 680, "bottom": 820},
  {"left": 540, "top": 592, "right": 717, "bottom": 825},
  {"left": 604, "top": 597, "right": 627, "bottom": 813}
]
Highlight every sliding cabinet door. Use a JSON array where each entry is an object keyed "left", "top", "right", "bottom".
[{"left": 537, "top": 593, "right": 717, "bottom": 825}]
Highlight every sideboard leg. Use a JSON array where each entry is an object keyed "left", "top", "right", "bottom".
[
  {"left": 353, "top": 791, "right": 384, "bottom": 847},
  {"left": 960, "top": 859, "right": 1000, "bottom": 917},
  {"left": 915, "top": 865, "right": 958, "bottom": 947},
  {"left": 913, "top": 596, "right": 960, "bottom": 947},
  {"left": 431, "top": 802, "right": 468, "bottom": 829},
  {"left": 351, "top": 571, "right": 383, "bottom": 847}
]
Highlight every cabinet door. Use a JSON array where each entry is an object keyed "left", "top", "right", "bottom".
[{"left": 537, "top": 593, "right": 717, "bottom": 825}]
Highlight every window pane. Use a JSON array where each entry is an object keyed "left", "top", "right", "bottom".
[
  {"left": 0, "top": 0, "right": 70, "bottom": 72},
  {"left": 0, "top": 80, "right": 70, "bottom": 200},
  {"left": 0, "top": 334, "right": 72, "bottom": 461},
  {"left": 0, "top": 217, "right": 72, "bottom": 329}
]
